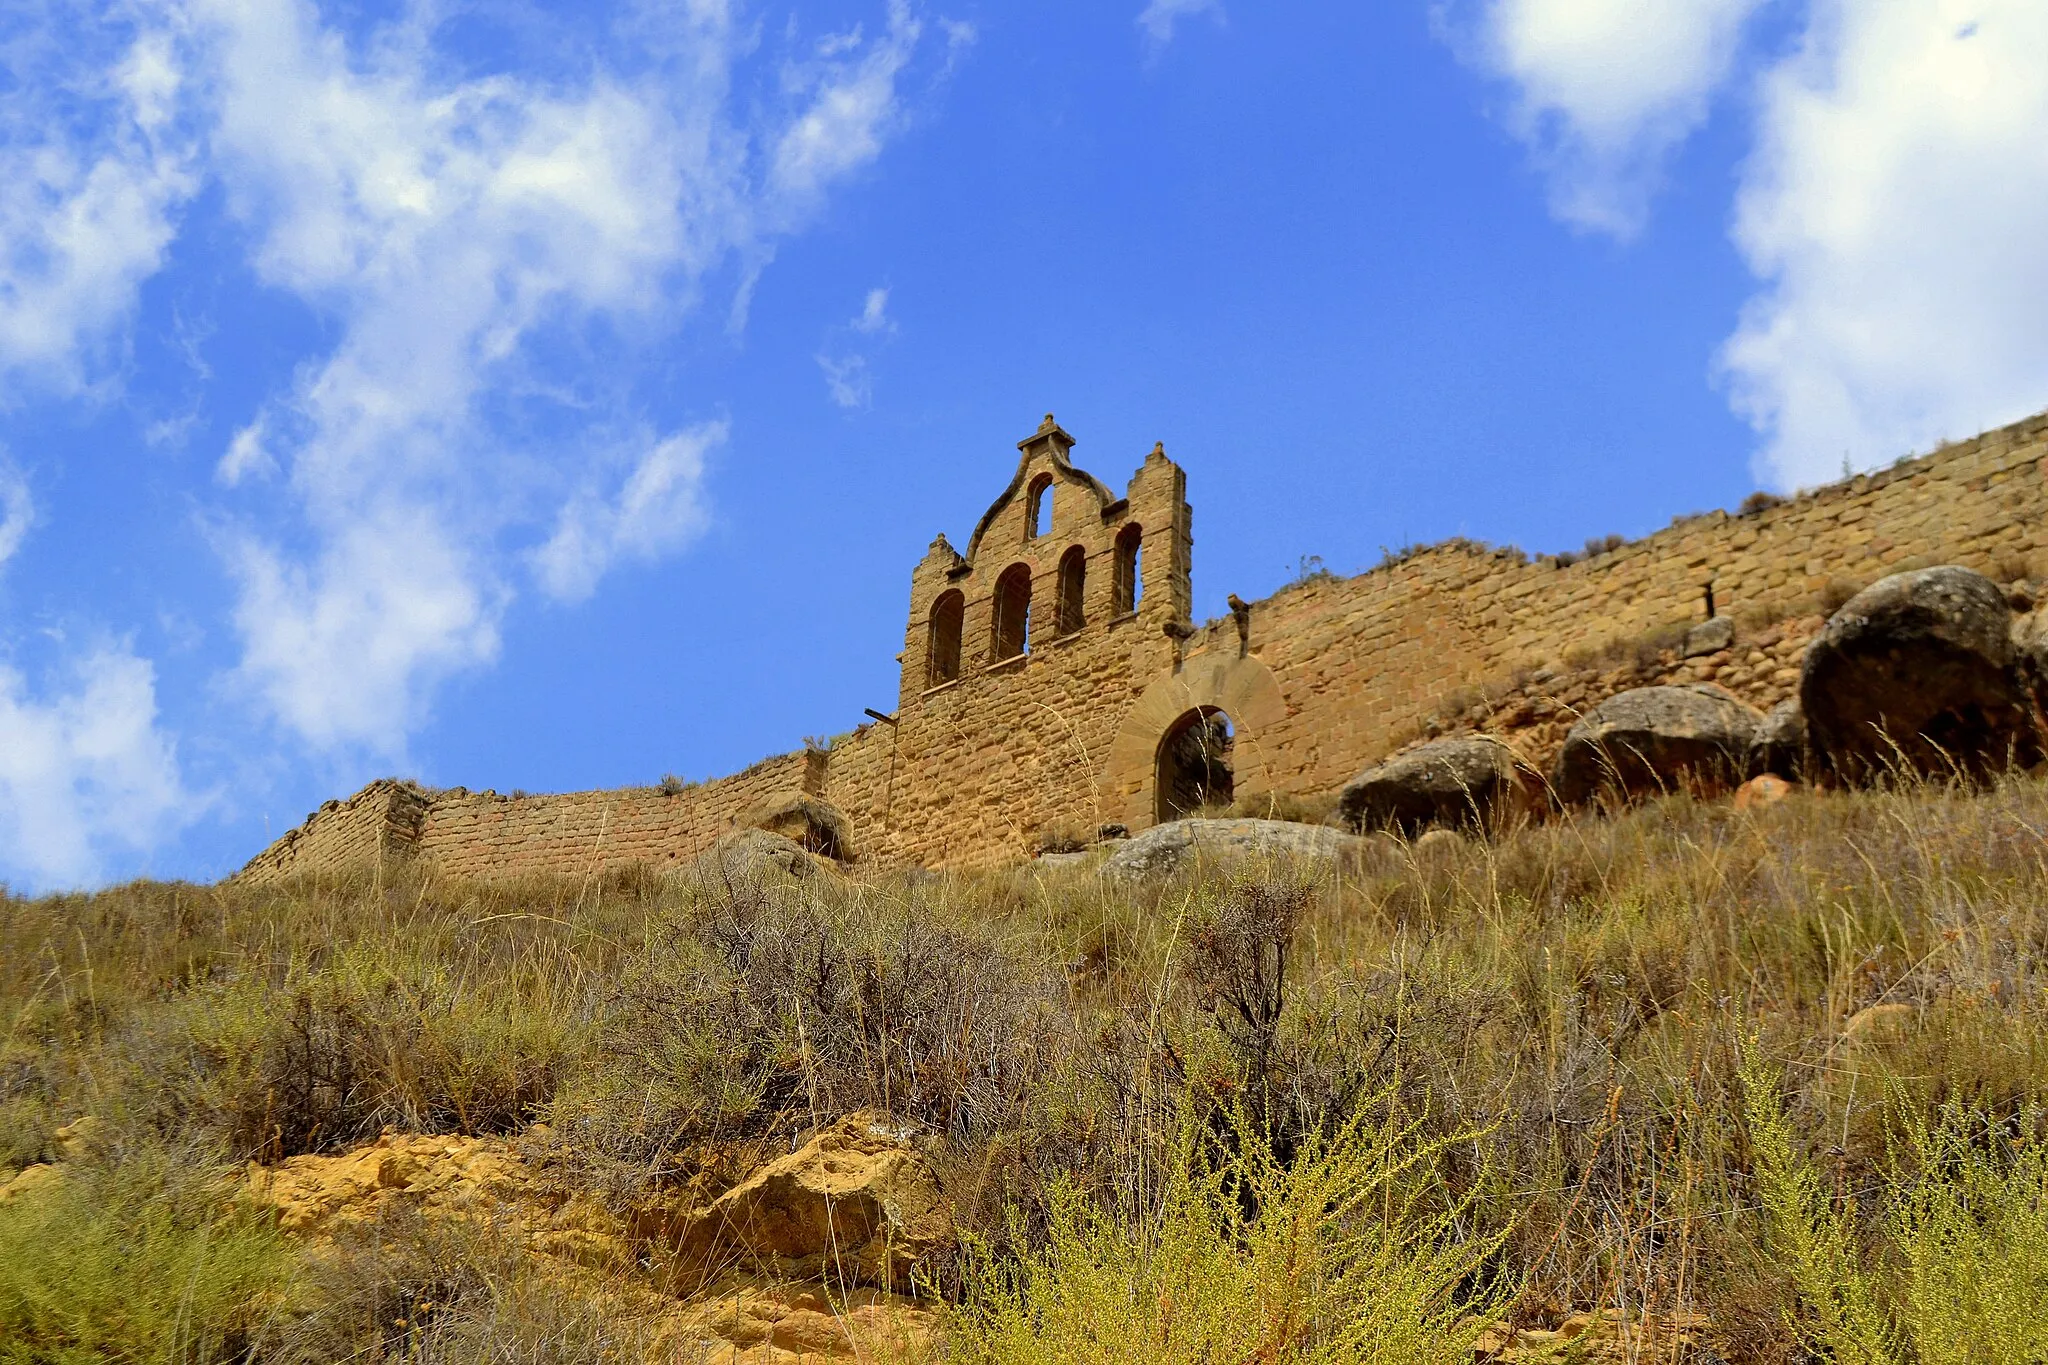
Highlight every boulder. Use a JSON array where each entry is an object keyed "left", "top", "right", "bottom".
[
  {"left": 1100, "top": 818, "right": 1366, "bottom": 879},
  {"left": 2010, "top": 601, "right": 2048, "bottom": 715},
  {"left": 737, "top": 791, "right": 852, "bottom": 861},
  {"left": 1554, "top": 684, "right": 1763, "bottom": 805},
  {"left": 1683, "top": 616, "right": 1734, "bottom": 658},
  {"left": 687, "top": 829, "right": 829, "bottom": 888},
  {"left": 669, "top": 1112, "right": 950, "bottom": 1291},
  {"left": 1338, "top": 736, "right": 1533, "bottom": 836},
  {"left": 1749, "top": 699, "right": 1809, "bottom": 780},
  {"left": 1733, "top": 774, "right": 1795, "bottom": 811},
  {"left": 1801, "top": 566, "right": 2033, "bottom": 781}
]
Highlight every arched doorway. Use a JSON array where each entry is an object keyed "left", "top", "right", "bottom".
[{"left": 1156, "top": 707, "right": 1234, "bottom": 821}]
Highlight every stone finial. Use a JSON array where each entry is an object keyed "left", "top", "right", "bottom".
[{"left": 1040, "top": 412, "right": 1058, "bottom": 432}]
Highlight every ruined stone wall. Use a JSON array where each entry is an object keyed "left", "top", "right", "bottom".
[
  {"left": 238, "top": 408, "right": 2048, "bottom": 882},
  {"left": 238, "top": 779, "right": 431, "bottom": 882},
  {"left": 241, "top": 753, "right": 814, "bottom": 883}
]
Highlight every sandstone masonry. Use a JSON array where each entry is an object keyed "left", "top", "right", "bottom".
[{"left": 239, "top": 408, "right": 2048, "bottom": 883}]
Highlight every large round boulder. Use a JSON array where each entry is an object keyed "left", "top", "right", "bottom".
[
  {"left": 1337, "top": 736, "right": 1532, "bottom": 836},
  {"left": 1800, "top": 566, "right": 2033, "bottom": 781},
  {"left": 685, "top": 828, "right": 829, "bottom": 888},
  {"left": 1100, "top": 818, "right": 1364, "bottom": 880},
  {"left": 738, "top": 791, "right": 852, "bottom": 860},
  {"left": 1555, "top": 684, "right": 1763, "bottom": 805}
]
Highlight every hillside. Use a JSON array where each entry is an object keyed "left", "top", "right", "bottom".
[{"left": 8, "top": 768, "right": 2048, "bottom": 1361}]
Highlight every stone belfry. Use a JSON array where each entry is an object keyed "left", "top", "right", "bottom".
[{"left": 895, "top": 413, "right": 1192, "bottom": 711}]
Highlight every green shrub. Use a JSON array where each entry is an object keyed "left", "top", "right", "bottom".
[
  {"left": 1743, "top": 1050, "right": 2048, "bottom": 1364},
  {"left": 0, "top": 1144, "right": 292, "bottom": 1363},
  {"left": 944, "top": 1102, "right": 1508, "bottom": 1365}
]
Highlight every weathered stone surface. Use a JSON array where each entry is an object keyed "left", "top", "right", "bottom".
[
  {"left": 1801, "top": 566, "right": 2033, "bottom": 780},
  {"left": 1100, "top": 818, "right": 1365, "bottom": 879},
  {"left": 1337, "top": 736, "right": 1530, "bottom": 836},
  {"left": 670, "top": 1112, "right": 950, "bottom": 1291},
  {"left": 1749, "top": 699, "right": 1809, "bottom": 780},
  {"left": 737, "top": 791, "right": 852, "bottom": 861},
  {"left": 1683, "top": 616, "right": 1734, "bottom": 658},
  {"left": 686, "top": 829, "right": 827, "bottom": 888},
  {"left": 1555, "top": 685, "right": 1763, "bottom": 804}
]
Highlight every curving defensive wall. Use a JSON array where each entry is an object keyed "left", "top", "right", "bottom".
[{"left": 238, "top": 407, "right": 2048, "bottom": 882}]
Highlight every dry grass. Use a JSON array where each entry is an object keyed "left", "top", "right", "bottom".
[{"left": 8, "top": 775, "right": 2048, "bottom": 1359}]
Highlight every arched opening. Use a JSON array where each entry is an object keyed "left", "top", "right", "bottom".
[
  {"left": 1056, "top": 545, "right": 1086, "bottom": 636},
  {"left": 991, "top": 562, "right": 1032, "bottom": 661},
  {"left": 1026, "top": 474, "right": 1054, "bottom": 539},
  {"left": 1156, "top": 707, "right": 1234, "bottom": 822},
  {"left": 1113, "top": 524, "right": 1143, "bottom": 615},
  {"left": 926, "top": 589, "right": 964, "bottom": 686}
]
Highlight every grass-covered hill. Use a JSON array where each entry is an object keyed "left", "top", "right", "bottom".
[{"left": 6, "top": 775, "right": 2048, "bottom": 1361}]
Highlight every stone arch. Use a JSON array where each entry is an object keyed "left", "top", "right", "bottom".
[
  {"left": 1156, "top": 706, "right": 1234, "bottom": 821},
  {"left": 990, "top": 562, "right": 1033, "bottom": 661},
  {"left": 927, "top": 588, "right": 964, "bottom": 685},
  {"left": 1056, "top": 544, "right": 1087, "bottom": 635},
  {"left": 1026, "top": 473, "right": 1054, "bottom": 539},
  {"left": 1113, "top": 523, "right": 1142, "bottom": 614},
  {"left": 1104, "top": 652, "right": 1289, "bottom": 829}
]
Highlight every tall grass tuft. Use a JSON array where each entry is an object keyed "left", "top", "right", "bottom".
[{"left": 943, "top": 1101, "right": 1508, "bottom": 1365}]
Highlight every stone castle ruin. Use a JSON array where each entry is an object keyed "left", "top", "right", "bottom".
[{"left": 241, "top": 407, "right": 2048, "bottom": 883}]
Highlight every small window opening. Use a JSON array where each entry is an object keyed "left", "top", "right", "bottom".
[
  {"left": 1056, "top": 545, "right": 1087, "bottom": 635},
  {"left": 991, "top": 562, "right": 1032, "bottom": 661},
  {"left": 1113, "top": 524, "right": 1143, "bottom": 614},
  {"left": 1026, "top": 475, "right": 1054, "bottom": 539},
  {"left": 927, "top": 589, "right": 964, "bottom": 686},
  {"left": 1156, "top": 707, "right": 1234, "bottom": 822}
]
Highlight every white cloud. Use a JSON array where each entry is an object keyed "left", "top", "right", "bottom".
[
  {"left": 0, "top": 462, "right": 33, "bottom": 569},
  {"left": 1139, "top": 0, "right": 1223, "bottom": 49},
  {"left": 852, "top": 286, "right": 892, "bottom": 333},
  {"left": 1458, "top": 0, "right": 1765, "bottom": 235},
  {"left": 1722, "top": 0, "right": 2048, "bottom": 486},
  {"left": 179, "top": 0, "right": 926, "bottom": 756},
  {"left": 771, "top": 1, "right": 921, "bottom": 208},
  {"left": 0, "top": 645, "right": 191, "bottom": 890},
  {"left": 0, "top": 18, "right": 195, "bottom": 393},
  {"left": 817, "top": 353, "right": 872, "bottom": 409},
  {"left": 535, "top": 423, "right": 723, "bottom": 603}
]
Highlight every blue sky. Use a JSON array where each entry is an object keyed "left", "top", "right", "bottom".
[{"left": 2, "top": 0, "right": 2046, "bottom": 890}]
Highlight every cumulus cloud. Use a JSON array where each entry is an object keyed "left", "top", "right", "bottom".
[
  {"left": 1138, "top": 0, "right": 1224, "bottom": 49},
  {"left": 1457, "top": 0, "right": 1765, "bottom": 235},
  {"left": 1459, "top": 0, "right": 2048, "bottom": 486},
  {"left": 0, "top": 645, "right": 191, "bottom": 889},
  {"left": 0, "top": 15, "right": 195, "bottom": 393},
  {"left": 535, "top": 423, "right": 724, "bottom": 603},
  {"left": 176, "top": 0, "right": 927, "bottom": 757},
  {"left": 1722, "top": 0, "right": 2048, "bottom": 487}
]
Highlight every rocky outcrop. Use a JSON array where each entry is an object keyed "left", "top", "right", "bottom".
[
  {"left": 737, "top": 792, "right": 852, "bottom": 861},
  {"left": 1554, "top": 685, "right": 1763, "bottom": 804},
  {"left": 1337, "top": 736, "right": 1532, "bottom": 836},
  {"left": 1100, "top": 818, "right": 1365, "bottom": 879},
  {"left": 1801, "top": 566, "right": 2034, "bottom": 780},
  {"left": 668, "top": 1113, "right": 951, "bottom": 1292},
  {"left": 1749, "top": 699, "right": 1809, "bottom": 779},
  {"left": 686, "top": 829, "right": 831, "bottom": 888}
]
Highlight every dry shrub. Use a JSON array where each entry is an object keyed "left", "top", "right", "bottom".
[{"left": 560, "top": 876, "right": 1070, "bottom": 1169}]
